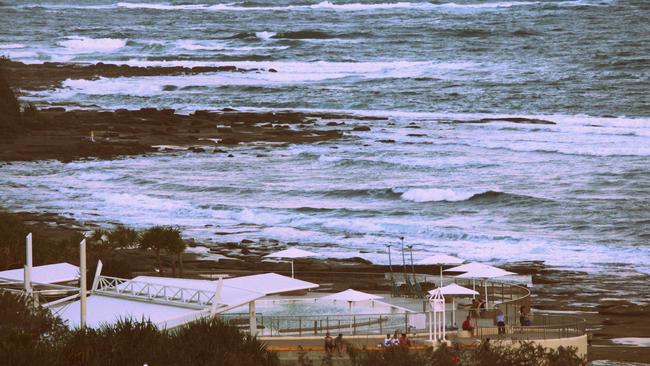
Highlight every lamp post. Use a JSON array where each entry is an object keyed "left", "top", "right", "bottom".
[
  {"left": 386, "top": 244, "right": 396, "bottom": 296},
  {"left": 400, "top": 237, "right": 408, "bottom": 286}
]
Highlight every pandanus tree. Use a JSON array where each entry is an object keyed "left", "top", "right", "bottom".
[
  {"left": 107, "top": 226, "right": 140, "bottom": 250},
  {"left": 0, "top": 212, "right": 28, "bottom": 270},
  {"left": 140, "top": 226, "right": 185, "bottom": 277}
]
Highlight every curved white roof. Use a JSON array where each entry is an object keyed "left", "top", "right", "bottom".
[
  {"left": 52, "top": 295, "right": 204, "bottom": 329},
  {"left": 416, "top": 254, "right": 464, "bottom": 265},
  {"left": 264, "top": 248, "right": 318, "bottom": 259},
  {"left": 319, "top": 289, "right": 382, "bottom": 303},
  {"left": 0, "top": 263, "right": 79, "bottom": 284},
  {"left": 428, "top": 283, "right": 479, "bottom": 296},
  {"left": 224, "top": 273, "right": 318, "bottom": 295}
]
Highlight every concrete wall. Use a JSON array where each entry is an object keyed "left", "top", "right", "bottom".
[{"left": 489, "top": 334, "right": 588, "bottom": 357}]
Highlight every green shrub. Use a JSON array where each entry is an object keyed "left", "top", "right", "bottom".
[{"left": 0, "top": 292, "right": 279, "bottom": 366}]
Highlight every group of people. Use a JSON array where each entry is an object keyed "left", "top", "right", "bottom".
[
  {"left": 461, "top": 305, "right": 531, "bottom": 337},
  {"left": 324, "top": 333, "right": 344, "bottom": 354},
  {"left": 471, "top": 298, "right": 487, "bottom": 317},
  {"left": 383, "top": 331, "right": 412, "bottom": 350}
]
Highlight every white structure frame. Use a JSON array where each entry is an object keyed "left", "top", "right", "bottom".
[{"left": 428, "top": 290, "right": 446, "bottom": 343}]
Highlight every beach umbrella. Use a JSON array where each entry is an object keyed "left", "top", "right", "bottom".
[
  {"left": 444, "top": 262, "right": 505, "bottom": 298},
  {"left": 456, "top": 267, "right": 515, "bottom": 308},
  {"left": 416, "top": 254, "right": 464, "bottom": 287},
  {"left": 428, "top": 283, "right": 479, "bottom": 325},
  {"left": 264, "top": 248, "right": 318, "bottom": 278},
  {"left": 320, "top": 289, "right": 383, "bottom": 334}
]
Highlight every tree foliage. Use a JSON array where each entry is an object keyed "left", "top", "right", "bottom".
[{"left": 0, "top": 292, "right": 279, "bottom": 366}]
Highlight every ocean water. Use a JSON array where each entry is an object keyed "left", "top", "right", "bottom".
[{"left": 1, "top": 1, "right": 649, "bottom": 275}]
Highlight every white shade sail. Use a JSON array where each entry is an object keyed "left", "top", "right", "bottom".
[
  {"left": 455, "top": 267, "right": 516, "bottom": 279},
  {"left": 223, "top": 273, "right": 318, "bottom": 295},
  {"left": 264, "top": 248, "right": 318, "bottom": 259},
  {"left": 416, "top": 254, "right": 464, "bottom": 265},
  {"left": 0, "top": 262, "right": 79, "bottom": 284},
  {"left": 444, "top": 262, "right": 503, "bottom": 273},
  {"left": 319, "top": 289, "right": 383, "bottom": 303},
  {"left": 428, "top": 283, "right": 479, "bottom": 296}
]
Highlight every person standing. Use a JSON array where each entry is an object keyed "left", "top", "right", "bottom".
[
  {"left": 495, "top": 310, "right": 506, "bottom": 335},
  {"left": 334, "top": 333, "right": 344, "bottom": 355},
  {"left": 324, "top": 332, "right": 334, "bottom": 353}
]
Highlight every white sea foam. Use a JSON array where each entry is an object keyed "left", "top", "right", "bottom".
[
  {"left": 15, "top": 0, "right": 614, "bottom": 11},
  {"left": 399, "top": 188, "right": 480, "bottom": 202},
  {"left": 38, "top": 60, "right": 474, "bottom": 98},
  {"left": 0, "top": 43, "right": 26, "bottom": 49},
  {"left": 610, "top": 338, "right": 650, "bottom": 347},
  {"left": 175, "top": 40, "right": 227, "bottom": 51},
  {"left": 116, "top": 2, "right": 208, "bottom": 10},
  {"left": 59, "top": 36, "right": 127, "bottom": 53},
  {"left": 255, "top": 31, "right": 277, "bottom": 41}
]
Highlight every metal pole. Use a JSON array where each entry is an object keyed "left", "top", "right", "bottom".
[
  {"left": 249, "top": 301, "right": 257, "bottom": 336},
  {"left": 408, "top": 245, "right": 417, "bottom": 286},
  {"left": 80, "top": 239, "right": 87, "bottom": 328},
  {"left": 24, "top": 233, "right": 33, "bottom": 300},
  {"left": 400, "top": 237, "right": 408, "bottom": 285},
  {"left": 387, "top": 244, "right": 395, "bottom": 295},
  {"left": 291, "top": 260, "right": 294, "bottom": 278}
]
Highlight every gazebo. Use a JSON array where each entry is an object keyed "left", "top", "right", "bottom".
[
  {"left": 428, "top": 283, "right": 479, "bottom": 326},
  {"left": 416, "top": 254, "right": 464, "bottom": 287},
  {"left": 264, "top": 248, "right": 318, "bottom": 278},
  {"left": 455, "top": 267, "right": 515, "bottom": 308}
]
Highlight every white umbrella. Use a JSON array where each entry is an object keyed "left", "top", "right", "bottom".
[
  {"left": 320, "top": 289, "right": 383, "bottom": 334},
  {"left": 444, "top": 261, "right": 500, "bottom": 273},
  {"left": 264, "top": 248, "right": 318, "bottom": 278},
  {"left": 444, "top": 262, "right": 506, "bottom": 298},
  {"left": 456, "top": 267, "right": 515, "bottom": 308},
  {"left": 416, "top": 254, "right": 464, "bottom": 287},
  {"left": 428, "top": 283, "right": 479, "bottom": 325}
]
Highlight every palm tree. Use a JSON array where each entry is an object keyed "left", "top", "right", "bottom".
[
  {"left": 107, "top": 226, "right": 139, "bottom": 250},
  {"left": 164, "top": 228, "right": 186, "bottom": 277},
  {"left": 140, "top": 226, "right": 185, "bottom": 277},
  {"left": 139, "top": 226, "right": 169, "bottom": 276}
]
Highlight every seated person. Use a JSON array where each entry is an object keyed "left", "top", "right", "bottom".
[
  {"left": 462, "top": 315, "right": 475, "bottom": 335},
  {"left": 383, "top": 333, "right": 393, "bottom": 347},
  {"left": 324, "top": 332, "right": 334, "bottom": 353}
]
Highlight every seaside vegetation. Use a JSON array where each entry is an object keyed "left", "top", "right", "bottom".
[
  {"left": 343, "top": 341, "right": 584, "bottom": 366},
  {"left": 0, "top": 212, "right": 186, "bottom": 278},
  {"left": 0, "top": 292, "right": 279, "bottom": 366}
]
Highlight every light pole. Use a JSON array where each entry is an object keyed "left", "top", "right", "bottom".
[
  {"left": 400, "top": 237, "right": 409, "bottom": 289},
  {"left": 407, "top": 244, "right": 417, "bottom": 288},
  {"left": 386, "top": 244, "right": 395, "bottom": 296}
]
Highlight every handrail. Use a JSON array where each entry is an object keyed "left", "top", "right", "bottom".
[
  {"left": 93, "top": 275, "right": 222, "bottom": 310},
  {"left": 219, "top": 312, "right": 586, "bottom": 340}
]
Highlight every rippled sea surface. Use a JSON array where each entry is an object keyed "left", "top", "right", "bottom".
[{"left": 1, "top": 0, "right": 649, "bottom": 274}]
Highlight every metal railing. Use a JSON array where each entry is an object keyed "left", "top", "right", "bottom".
[
  {"left": 220, "top": 312, "right": 419, "bottom": 337},
  {"left": 474, "top": 313, "right": 586, "bottom": 340},
  {"left": 220, "top": 311, "right": 585, "bottom": 341},
  {"left": 93, "top": 275, "right": 218, "bottom": 309}
]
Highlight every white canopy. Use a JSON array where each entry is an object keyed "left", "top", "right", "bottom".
[
  {"left": 444, "top": 261, "right": 502, "bottom": 273},
  {"left": 223, "top": 273, "right": 318, "bottom": 295},
  {"left": 0, "top": 262, "right": 79, "bottom": 284},
  {"left": 428, "top": 284, "right": 478, "bottom": 326},
  {"left": 417, "top": 254, "right": 464, "bottom": 286},
  {"left": 264, "top": 248, "right": 318, "bottom": 259},
  {"left": 455, "top": 267, "right": 515, "bottom": 279},
  {"left": 416, "top": 254, "right": 463, "bottom": 265},
  {"left": 52, "top": 295, "right": 204, "bottom": 329},
  {"left": 131, "top": 276, "right": 263, "bottom": 307},
  {"left": 319, "top": 289, "right": 382, "bottom": 303},
  {"left": 455, "top": 267, "right": 516, "bottom": 309},
  {"left": 264, "top": 248, "right": 319, "bottom": 278},
  {"left": 428, "top": 283, "right": 479, "bottom": 296}
]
